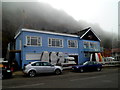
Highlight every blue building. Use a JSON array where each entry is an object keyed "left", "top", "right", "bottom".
[{"left": 15, "top": 27, "right": 101, "bottom": 68}]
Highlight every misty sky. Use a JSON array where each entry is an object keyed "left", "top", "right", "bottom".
[
  {"left": 2, "top": 0, "right": 119, "bottom": 34},
  {"left": 37, "top": 0, "right": 119, "bottom": 34}
]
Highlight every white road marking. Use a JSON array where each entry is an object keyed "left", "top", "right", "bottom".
[
  {"left": 70, "top": 75, "right": 107, "bottom": 81},
  {"left": 9, "top": 83, "right": 45, "bottom": 88}
]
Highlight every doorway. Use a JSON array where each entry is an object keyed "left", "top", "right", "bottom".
[{"left": 68, "top": 55, "right": 78, "bottom": 64}]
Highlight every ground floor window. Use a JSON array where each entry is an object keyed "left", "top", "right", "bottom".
[
  {"left": 84, "top": 52, "right": 91, "bottom": 58},
  {"left": 26, "top": 53, "right": 41, "bottom": 60}
]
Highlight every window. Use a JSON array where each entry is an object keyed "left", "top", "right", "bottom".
[
  {"left": 84, "top": 52, "right": 91, "bottom": 57},
  {"left": 87, "top": 61, "right": 94, "bottom": 65},
  {"left": 90, "top": 42, "right": 94, "bottom": 49},
  {"left": 31, "top": 37, "right": 37, "bottom": 45},
  {"left": 26, "top": 36, "right": 42, "bottom": 46},
  {"left": 32, "top": 62, "right": 42, "bottom": 66},
  {"left": 94, "top": 43, "right": 98, "bottom": 49},
  {"left": 48, "top": 38, "right": 63, "bottom": 47},
  {"left": 83, "top": 41, "right": 98, "bottom": 50},
  {"left": 83, "top": 41, "right": 89, "bottom": 49},
  {"left": 42, "top": 62, "right": 51, "bottom": 66},
  {"left": 68, "top": 40, "right": 78, "bottom": 48}
]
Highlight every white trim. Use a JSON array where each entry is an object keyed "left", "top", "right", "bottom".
[
  {"left": 14, "top": 31, "right": 21, "bottom": 39},
  {"left": 68, "top": 53, "right": 78, "bottom": 55},
  {"left": 80, "top": 29, "right": 90, "bottom": 39},
  {"left": 15, "top": 28, "right": 79, "bottom": 39},
  {"left": 80, "top": 28, "right": 101, "bottom": 41}
]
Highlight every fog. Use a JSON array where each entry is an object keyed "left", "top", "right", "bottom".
[{"left": 2, "top": 2, "right": 118, "bottom": 57}]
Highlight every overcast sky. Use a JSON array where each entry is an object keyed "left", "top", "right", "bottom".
[
  {"left": 2, "top": 0, "right": 120, "bottom": 34},
  {"left": 37, "top": 0, "right": 119, "bottom": 34}
]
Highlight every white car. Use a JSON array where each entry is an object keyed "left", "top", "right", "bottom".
[{"left": 23, "top": 61, "right": 63, "bottom": 77}]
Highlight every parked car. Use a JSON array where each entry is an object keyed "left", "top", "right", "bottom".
[
  {"left": 0, "top": 60, "right": 12, "bottom": 79},
  {"left": 23, "top": 61, "right": 63, "bottom": 77},
  {"left": 72, "top": 61, "right": 102, "bottom": 72}
]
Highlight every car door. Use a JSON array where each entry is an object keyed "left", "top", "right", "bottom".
[
  {"left": 85, "top": 61, "right": 94, "bottom": 71},
  {"left": 42, "top": 62, "right": 55, "bottom": 73},
  {"left": 31, "top": 62, "right": 43, "bottom": 73},
  {"left": 83, "top": 62, "right": 91, "bottom": 71},
  {"left": 88, "top": 61, "right": 98, "bottom": 71},
  {"left": 92, "top": 62, "right": 99, "bottom": 70}
]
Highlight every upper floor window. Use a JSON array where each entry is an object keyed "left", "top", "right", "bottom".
[
  {"left": 90, "top": 42, "right": 98, "bottom": 49},
  {"left": 83, "top": 41, "right": 89, "bottom": 49},
  {"left": 48, "top": 38, "right": 63, "bottom": 47},
  {"left": 90, "top": 42, "right": 94, "bottom": 49},
  {"left": 26, "top": 36, "right": 42, "bottom": 46},
  {"left": 68, "top": 40, "right": 78, "bottom": 48},
  {"left": 83, "top": 41, "right": 98, "bottom": 50}
]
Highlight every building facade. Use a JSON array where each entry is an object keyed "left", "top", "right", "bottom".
[
  {"left": 15, "top": 28, "right": 101, "bottom": 68},
  {"left": 112, "top": 48, "right": 120, "bottom": 61}
]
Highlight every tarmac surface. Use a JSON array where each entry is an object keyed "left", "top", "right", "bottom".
[{"left": 2, "top": 66, "right": 120, "bottom": 89}]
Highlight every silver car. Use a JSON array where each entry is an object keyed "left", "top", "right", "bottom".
[{"left": 23, "top": 61, "right": 63, "bottom": 77}]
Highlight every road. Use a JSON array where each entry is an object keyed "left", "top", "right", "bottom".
[{"left": 2, "top": 67, "right": 119, "bottom": 88}]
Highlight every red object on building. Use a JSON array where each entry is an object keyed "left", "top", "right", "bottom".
[
  {"left": 97, "top": 53, "right": 102, "bottom": 62},
  {"left": 101, "top": 49, "right": 112, "bottom": 57}
]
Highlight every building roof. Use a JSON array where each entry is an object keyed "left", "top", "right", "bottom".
[
  {"left": 77, "top": 27, "right": 90, "bottom": 37},
  {"left": 77, "top": 27, "right": 101, "bottom": 41},
  {"left": 14, "top": 28, "right": 101, "bottom": 41},
  {"left": 14, "top": 28, "right": 79, "bottom": 39}
]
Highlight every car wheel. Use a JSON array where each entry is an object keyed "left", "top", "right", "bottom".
[
  {"left": 55, "top": 69, "right": 61, "bottom": 75},
  {"left": 79, "top": 68, "right": 84, "bottom": 72},
  {"left": 97, "top": 67, "right": 101, "bottom": 71},
  {"left": 28, "top": 70, "right": 36, "bottom": 77}
]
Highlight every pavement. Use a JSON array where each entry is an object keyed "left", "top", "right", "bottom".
[{"left": 13, "top": 70, "right": 24, "bottom": 76}]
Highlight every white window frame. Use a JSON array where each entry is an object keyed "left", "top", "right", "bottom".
[
  {"left": 48, "top": 38, "right": 63, "bottom": 48},
  {"left": 68, "top": 40, "right": 78, "bottom": 48},
  {"left": 26, "top": 36, "right": 42, "bottom": 46}
]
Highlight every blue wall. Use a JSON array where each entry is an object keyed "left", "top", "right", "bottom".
[
  {"left": 15, "top": 30, "right": 101, "bottom": 68},
  {"left": 79, "top": 40, "right": 101, "bottom": 63}
]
